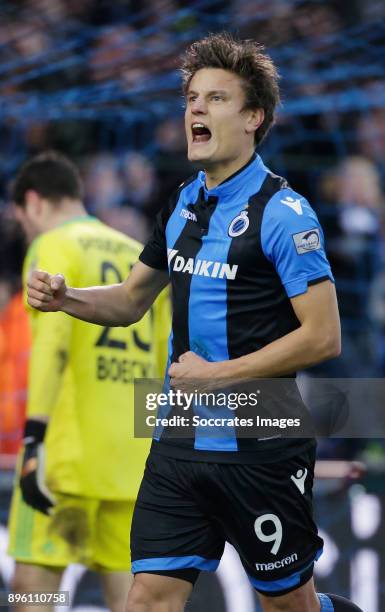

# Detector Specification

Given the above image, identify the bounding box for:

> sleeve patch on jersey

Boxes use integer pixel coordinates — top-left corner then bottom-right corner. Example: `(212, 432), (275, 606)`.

(292, 228), (321, 254)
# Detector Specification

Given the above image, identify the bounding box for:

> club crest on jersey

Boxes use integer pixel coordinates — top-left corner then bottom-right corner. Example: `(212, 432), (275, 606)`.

(228, 210), (249, 237)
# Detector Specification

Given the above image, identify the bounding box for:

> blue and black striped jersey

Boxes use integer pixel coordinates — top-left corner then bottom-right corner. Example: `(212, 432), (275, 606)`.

(140, 153), (334, 463)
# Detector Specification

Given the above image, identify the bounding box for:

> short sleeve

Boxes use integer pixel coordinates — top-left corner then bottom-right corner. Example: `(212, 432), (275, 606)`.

(261, 189), (334, 298)
(139, 185), (183, 271)
(139, 205), (169, 270)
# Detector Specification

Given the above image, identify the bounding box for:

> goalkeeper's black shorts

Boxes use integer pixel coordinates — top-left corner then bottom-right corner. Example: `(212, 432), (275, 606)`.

(130, 443), (323, 596)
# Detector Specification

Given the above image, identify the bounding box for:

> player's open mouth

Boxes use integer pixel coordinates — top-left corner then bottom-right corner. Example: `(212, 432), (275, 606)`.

(191, 122), (212, 143)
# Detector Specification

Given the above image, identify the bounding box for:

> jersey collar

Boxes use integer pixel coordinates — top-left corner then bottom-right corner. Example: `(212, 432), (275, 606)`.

(54, 215), (99, 229)
(198, 153), (265, 199)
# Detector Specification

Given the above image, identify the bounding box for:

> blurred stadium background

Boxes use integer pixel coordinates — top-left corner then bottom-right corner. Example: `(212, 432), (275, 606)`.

(1, 0), (385, 610)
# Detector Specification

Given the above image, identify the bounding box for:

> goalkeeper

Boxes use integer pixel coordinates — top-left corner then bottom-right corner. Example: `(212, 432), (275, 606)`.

(7, 151), (170, 612)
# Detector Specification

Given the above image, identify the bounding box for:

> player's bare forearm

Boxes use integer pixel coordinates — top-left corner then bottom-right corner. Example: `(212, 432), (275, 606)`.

(216, 280), (341, 379)
(28, 261), (169, 327)
(62, 283), (137, 326)
(216, 324), (339, 379)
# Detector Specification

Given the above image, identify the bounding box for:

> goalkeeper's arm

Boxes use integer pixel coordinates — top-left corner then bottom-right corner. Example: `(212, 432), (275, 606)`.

(20, 419), (55, 515)
(27, 261), (169, 327)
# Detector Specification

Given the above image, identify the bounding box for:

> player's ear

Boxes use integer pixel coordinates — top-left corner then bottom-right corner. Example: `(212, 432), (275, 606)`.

(245, 108), (264, 135)
(24, 189), (42, 217)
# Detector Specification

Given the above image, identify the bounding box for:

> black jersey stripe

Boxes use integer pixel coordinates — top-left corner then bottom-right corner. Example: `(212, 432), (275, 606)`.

(170, 187), (218, 363)
(225, 173), (298, 361)
(162, 187), (218, 445)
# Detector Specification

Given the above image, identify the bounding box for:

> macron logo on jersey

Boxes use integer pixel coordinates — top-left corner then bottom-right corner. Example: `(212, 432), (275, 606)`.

(255, 553), (298, 571)
(290, 468), (308, 494)
(167, 249), (238, 280)
(280, 196), (303, 215)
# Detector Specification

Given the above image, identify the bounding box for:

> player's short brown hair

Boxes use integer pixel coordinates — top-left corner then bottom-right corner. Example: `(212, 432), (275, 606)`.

(12, 150), (83, 207)
(181, 32), (280, 146)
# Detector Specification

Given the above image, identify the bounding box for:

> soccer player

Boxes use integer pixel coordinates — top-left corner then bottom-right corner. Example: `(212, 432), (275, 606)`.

(25, 35), (363, 612)
(8, 151), (170, 612)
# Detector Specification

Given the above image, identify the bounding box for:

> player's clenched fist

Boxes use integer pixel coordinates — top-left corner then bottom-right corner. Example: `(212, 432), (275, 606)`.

(27, 270), (67, 312)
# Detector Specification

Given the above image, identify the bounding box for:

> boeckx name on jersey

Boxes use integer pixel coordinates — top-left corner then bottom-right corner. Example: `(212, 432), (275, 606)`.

(255, 553), (298, 571)
(167, 249), (238, 280)
(97, 356), (154, 382)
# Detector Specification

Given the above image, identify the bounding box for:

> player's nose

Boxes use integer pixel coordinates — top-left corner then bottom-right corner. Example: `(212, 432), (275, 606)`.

(190, 96), (208, 114)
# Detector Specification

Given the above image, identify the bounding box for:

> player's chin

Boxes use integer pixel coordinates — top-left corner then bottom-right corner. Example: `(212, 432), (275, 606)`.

(187, 143), (215, 163)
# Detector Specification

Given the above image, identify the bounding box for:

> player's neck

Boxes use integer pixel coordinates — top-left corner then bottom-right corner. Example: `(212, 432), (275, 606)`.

(204, 147), (256, 190)
(43, 200), (88, 232)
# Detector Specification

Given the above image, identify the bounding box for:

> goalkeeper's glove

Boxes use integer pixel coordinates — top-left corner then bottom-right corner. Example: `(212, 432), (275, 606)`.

(20, 419), (55, 515)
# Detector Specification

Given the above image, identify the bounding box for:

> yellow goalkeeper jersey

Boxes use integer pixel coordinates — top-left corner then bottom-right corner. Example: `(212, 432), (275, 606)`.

(23, 216), (170, 500)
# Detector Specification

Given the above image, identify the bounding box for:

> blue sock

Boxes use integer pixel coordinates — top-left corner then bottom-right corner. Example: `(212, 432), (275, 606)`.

(318, 593), (364, 611)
